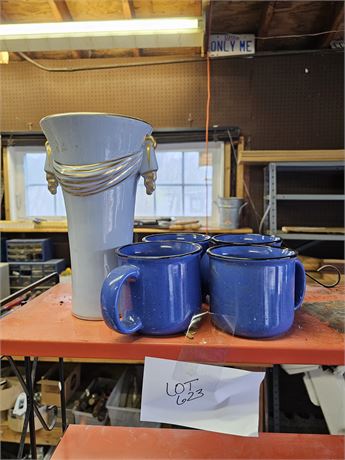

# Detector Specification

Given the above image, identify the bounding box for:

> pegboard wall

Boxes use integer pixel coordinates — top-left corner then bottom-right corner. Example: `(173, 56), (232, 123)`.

(1, 53), (343, 149)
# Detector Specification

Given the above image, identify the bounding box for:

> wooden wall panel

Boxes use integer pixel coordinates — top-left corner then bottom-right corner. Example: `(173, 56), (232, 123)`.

(0, 53), (343, 149)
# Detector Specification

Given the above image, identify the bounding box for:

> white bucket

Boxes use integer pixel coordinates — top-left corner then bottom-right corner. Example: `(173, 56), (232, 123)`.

(40, 113), (158, 320)
(216, 197), (247, 229)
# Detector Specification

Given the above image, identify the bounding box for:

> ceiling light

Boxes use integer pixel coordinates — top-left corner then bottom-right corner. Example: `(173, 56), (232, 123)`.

(0, 18), (203, 52)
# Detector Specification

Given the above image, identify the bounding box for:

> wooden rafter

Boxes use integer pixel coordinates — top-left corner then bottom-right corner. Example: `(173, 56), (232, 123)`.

(202, 0), (211, 56)
(320, 2), (344, 48)
(122, 0), (141, 57)
(122, 0), (136, 19)
(47, 0), (87, 58)
(257, 1), (277, 51)
(48, 0), (73, 21)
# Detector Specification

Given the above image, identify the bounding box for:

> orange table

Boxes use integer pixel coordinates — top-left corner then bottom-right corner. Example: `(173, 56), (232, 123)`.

(51, 426), (345, 459)
(1, 283), (344, 365)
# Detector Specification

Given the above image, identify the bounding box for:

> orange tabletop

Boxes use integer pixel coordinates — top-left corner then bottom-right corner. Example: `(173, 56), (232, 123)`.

(1, 283), (344, 365)
(51, 426), (344, 459)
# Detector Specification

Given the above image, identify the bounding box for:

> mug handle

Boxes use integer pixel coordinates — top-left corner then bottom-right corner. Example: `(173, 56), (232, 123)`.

(101, 264), (143, 334)
(294, 259), (306, 310)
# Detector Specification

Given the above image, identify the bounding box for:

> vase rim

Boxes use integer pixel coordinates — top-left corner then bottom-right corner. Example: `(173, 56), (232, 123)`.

(40, 112), (151, 127)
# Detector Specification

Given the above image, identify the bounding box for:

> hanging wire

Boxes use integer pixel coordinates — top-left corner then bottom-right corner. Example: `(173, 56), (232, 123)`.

(259, 204), (271, 234)
(227, 129), (261, 229)
(256, 29), (344, 40)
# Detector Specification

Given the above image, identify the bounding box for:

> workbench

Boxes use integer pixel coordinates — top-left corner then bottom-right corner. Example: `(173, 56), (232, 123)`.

(1, 281), (344, 459)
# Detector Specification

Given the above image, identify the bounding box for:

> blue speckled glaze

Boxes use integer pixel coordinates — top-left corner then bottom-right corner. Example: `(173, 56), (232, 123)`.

(207, 245), (306, 338)
(143, 233), (211, 297)
(212, 233), (282, 247)
(101, 241), (202, 335)
(201, 234), (283, 296)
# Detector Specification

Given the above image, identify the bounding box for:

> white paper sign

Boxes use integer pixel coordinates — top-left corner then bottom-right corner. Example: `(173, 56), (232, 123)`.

(208, 34), (255, 57)
(140, 357), (265, 436)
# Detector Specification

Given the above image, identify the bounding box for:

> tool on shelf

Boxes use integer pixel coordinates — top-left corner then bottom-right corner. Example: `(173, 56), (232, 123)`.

(306, 265), (342, 288)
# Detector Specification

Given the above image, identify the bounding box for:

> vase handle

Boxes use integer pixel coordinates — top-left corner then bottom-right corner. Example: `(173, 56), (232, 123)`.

(44, 141), (59, 195)
(140, 135), (158, 195)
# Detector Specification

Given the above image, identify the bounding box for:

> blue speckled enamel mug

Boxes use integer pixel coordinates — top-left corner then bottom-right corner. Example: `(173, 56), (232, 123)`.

(201, 233), (282, 296)
(101, 241), (202, 335)
(212, 233), (282, 247)
(207, 245), (306, 338)
(143, 233), (211, 298)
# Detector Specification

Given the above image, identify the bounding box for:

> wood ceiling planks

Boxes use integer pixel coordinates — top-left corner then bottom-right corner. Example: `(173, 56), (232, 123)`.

(211, 1), (263, 34)
(0, 0), (343, 59)
(65, 0), (124, 20)
(1, 0), (56, 22)
(133, 0), (201, 18)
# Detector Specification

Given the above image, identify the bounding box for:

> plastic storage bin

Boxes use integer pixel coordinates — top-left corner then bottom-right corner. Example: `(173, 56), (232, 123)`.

(8, 259), (66, 293)
(73, 378), (116, 426)
(6, 239), (53, 262)
(106, 368), (160, 428)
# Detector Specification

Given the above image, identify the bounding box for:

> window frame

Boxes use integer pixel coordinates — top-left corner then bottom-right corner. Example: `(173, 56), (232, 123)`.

(3, 140), (226, 225)
(5, 145), (66, 221)
(135, 141), (224, 224)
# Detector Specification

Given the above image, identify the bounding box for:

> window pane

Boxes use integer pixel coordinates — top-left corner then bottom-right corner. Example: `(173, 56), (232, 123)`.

(135, 184), (155, 217)
(184, 185), (212, 216)
(183, 151), (213, 184)
(24, 153), (46, 184)
(55, 186), (66, 216)
(26, 185), (55, 216)
(156, 185), (183, 216)
(156, 151), (182, 184)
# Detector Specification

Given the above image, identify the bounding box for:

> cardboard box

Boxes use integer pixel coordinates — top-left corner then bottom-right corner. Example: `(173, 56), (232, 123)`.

(0, 377), (22, 411)
(38, 363), (80, 406)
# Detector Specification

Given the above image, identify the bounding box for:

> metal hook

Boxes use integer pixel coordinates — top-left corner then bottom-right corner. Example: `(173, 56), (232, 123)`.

(306, 264), (342, 288)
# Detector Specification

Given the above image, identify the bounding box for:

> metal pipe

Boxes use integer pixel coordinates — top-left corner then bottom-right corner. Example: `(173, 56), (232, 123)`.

(16, 48), (343, 73)
(59, 358), (67, 432)
(25, 357), (37, 459)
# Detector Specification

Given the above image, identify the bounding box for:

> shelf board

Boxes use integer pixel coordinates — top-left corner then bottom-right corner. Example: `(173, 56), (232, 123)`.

(51, 425), (345, 460)
(277, 232), (345, 241)
(0, 420), (61, 446)
(1, 283), (344, 365)
(238, 151), (345, 164)
(0, 221), (253, 235)
(265, 194), (345, 201)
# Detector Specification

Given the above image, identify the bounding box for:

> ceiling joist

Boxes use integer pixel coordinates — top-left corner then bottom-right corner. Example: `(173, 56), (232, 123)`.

(48, 0), (86, 58)
(48, 0), (73, 21)
(122, 0), (141, 57)
(320, 2), (344, 48)
(257, 1), (277, 51)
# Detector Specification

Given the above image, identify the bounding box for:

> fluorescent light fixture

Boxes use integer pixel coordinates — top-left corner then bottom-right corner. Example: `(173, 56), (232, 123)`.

(0, 18), (204, 52)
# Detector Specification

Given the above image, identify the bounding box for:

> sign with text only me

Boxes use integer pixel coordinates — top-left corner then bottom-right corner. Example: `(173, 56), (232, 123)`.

(208, 34), (255, 57)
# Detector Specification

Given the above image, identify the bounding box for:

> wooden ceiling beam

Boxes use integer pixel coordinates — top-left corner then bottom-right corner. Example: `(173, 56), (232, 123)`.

(320, 2), (344, 48)
(48, 0), (87, 58)
(257, 1), (277, 51)
(121, 0), (141, 57)
(48, 0), (73, 21)
(122, 0), (136, 19)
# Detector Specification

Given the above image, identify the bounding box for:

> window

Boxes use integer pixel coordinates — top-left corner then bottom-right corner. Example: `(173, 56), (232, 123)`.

(7, 146), (66, 220)
(135, 142), (224, 223)
(6, 141), (224, 224)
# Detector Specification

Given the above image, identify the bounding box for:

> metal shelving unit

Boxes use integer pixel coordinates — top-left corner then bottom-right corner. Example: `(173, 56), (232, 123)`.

(263, 162), (345, 241)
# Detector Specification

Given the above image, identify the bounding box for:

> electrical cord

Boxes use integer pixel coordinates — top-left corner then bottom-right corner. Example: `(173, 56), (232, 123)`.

(259, 204), (271, 234)
(15, 29), (344, 73)
(256, 29), (344, 40)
